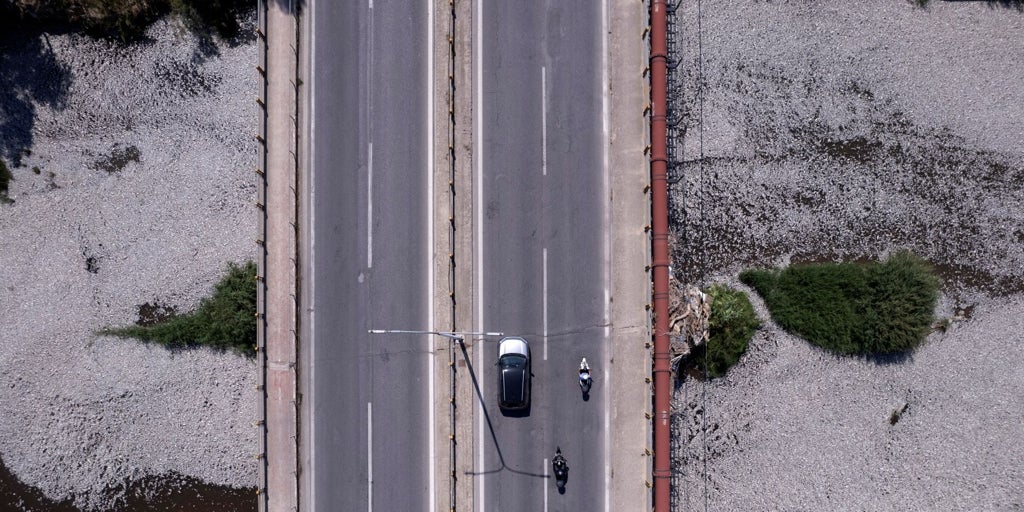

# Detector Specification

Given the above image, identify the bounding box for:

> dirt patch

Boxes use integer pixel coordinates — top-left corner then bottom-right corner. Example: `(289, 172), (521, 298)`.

(91, 144), (141, 174)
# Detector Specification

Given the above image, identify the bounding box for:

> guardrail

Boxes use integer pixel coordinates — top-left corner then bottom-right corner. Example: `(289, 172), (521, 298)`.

(255, 1), (304, 510)
(661, 1), (686, 508)
(444, 0), (458, 509)
(255, 1), (269, 510)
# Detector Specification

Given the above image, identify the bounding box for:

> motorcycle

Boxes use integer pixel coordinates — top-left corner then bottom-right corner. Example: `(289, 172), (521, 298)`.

(578, 357), (592, 394)
(552, 447), (569, 488)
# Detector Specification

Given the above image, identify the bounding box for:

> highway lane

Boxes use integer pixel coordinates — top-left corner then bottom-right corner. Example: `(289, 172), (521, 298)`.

(476, 0), (608, 510)
(302, 0), (432, 510)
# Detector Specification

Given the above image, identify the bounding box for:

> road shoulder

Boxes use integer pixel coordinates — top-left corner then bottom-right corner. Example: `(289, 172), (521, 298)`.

(607, 0), (654, 510)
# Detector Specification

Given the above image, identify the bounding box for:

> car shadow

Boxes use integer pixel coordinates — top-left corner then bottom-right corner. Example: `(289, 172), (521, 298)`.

(499, 404), (531, 418)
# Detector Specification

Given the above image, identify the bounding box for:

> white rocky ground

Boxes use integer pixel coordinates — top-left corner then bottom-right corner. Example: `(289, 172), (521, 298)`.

(0, 15), (257, 511)
(668, 1), (1023, 510)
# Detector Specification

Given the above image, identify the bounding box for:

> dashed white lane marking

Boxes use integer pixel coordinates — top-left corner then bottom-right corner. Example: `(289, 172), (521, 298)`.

(367, 143), (374, 269)
(543, 247), (549, 361)
(542, 65), (548, 177)
(367, 401), (373, 512)
(543, 457), (550, 512)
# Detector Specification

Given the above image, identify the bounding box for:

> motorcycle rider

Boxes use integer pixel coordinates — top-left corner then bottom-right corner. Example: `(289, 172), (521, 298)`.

(552, 447), (568, 481)
(579, 357), (592, 388)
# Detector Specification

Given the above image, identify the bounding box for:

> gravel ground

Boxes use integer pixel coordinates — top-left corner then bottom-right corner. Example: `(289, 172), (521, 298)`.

(0, 15), (258, 511)
(667, 1), (1024, 510)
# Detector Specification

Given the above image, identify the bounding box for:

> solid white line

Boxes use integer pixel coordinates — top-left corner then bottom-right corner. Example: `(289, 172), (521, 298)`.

(426, 0), (436, 509)
(603, 355), (611, 512)
(367, 143), (374, 268)
(601, 1), (612, 510)
(474, 0), (485, 508)
(600, 0), (611, 352)
(543, 457), (549, 512)
(543, 247), (548, 361)
(541, 66), (547, 177)
(367, 401), (373, 512)
(308, 2), (318, 510)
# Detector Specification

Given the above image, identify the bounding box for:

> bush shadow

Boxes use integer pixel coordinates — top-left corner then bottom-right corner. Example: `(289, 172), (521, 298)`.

(943, 0), (1024, 11)
(862, 350), (914, 366)
(175, 0), (261, 62)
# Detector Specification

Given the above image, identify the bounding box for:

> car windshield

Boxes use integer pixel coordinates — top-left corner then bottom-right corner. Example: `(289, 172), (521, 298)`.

(499, 354), (526, 370)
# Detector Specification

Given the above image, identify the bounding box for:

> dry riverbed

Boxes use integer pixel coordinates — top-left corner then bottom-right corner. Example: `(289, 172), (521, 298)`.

(667, 1), (1023, 510)
(0, 14), (257, 511)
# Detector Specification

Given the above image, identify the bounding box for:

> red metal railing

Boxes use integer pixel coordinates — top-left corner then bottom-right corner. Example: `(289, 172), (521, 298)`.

(649, 0), (671, 510)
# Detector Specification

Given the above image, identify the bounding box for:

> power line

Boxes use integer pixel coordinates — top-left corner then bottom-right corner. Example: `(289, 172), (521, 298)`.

(695, 0), (709, 510)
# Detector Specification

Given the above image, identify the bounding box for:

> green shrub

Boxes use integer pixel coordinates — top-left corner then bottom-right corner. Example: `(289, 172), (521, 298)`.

(740, 251), (939, 355)
(101, 261), (257, 355)
(694, 285), (761, 379)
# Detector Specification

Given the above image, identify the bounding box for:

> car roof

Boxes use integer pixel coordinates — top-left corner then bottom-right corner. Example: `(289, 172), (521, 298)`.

(498, 336), (529, 357)
(502, 367), (525, 396)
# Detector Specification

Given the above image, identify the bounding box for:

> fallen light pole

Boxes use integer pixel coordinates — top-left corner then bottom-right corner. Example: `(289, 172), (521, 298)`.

(368, 329), (504, 344)
(367, 328), (504, 512)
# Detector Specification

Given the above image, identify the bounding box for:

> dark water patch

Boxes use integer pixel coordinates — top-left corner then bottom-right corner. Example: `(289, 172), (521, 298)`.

(790, 252), (877, 266)
(0, 454), (77, 512)
(921, 0), (1024, 12)
(928, 261), (1024, 297)
(154, 59), (222, 98)
(949, 303), (977, 322)
(91, 145), (141, 174)
(677, 356), (708, 382)
(788, 253), (1024, 297)
(845, 80), (874, 100)
(103, 472), (255, 512)
(669, 52), (1024, 300)
(792, 187), (826, 208)
(671, 233), (787, 285)
(815, 136), (884, 164)
(136, 302), (179, 327)
(0, 454), (255, 512)
(787, 253), (1023, 296)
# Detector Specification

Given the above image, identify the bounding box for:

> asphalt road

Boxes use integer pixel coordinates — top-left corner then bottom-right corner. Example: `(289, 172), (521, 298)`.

(302, 0), (432, 510)
(475, 0), (609, 510)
